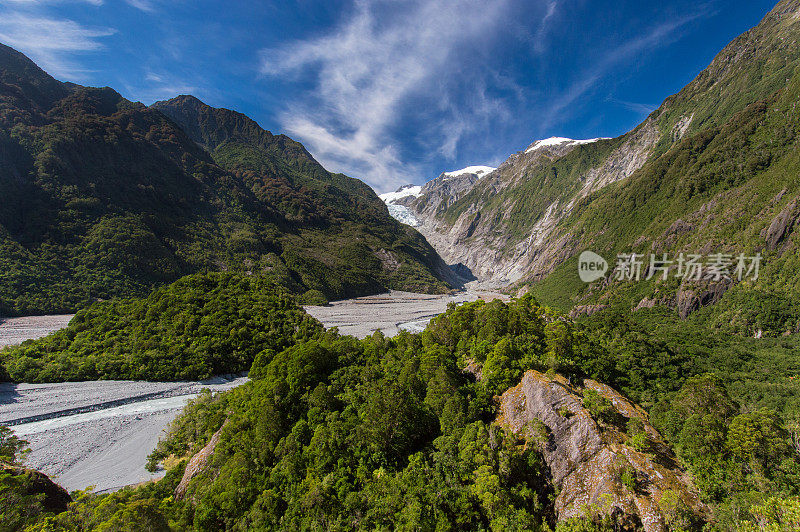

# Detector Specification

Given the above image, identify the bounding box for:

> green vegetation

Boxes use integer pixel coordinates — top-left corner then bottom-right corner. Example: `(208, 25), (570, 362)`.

(5, 296), (570, 531)
(0, 272), (322, 382)
(0, 45), (448, 315)
(1, 290), (799, 529)
(570, 305), (800, 530)
(4, 3), (800, 530)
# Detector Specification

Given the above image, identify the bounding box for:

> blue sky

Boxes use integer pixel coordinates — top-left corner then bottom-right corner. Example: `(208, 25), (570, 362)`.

(0, 0), (779, 192)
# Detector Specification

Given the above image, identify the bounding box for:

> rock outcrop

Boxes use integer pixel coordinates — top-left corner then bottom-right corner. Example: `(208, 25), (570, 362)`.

(764, 197), (800, 251)
(498, 371), (706, 531)
(175, 420), (227, 499)
(1, 462), (72, 513)
(675, 278), (732, 319)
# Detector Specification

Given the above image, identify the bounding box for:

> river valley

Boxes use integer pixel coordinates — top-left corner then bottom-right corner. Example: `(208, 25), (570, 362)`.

(0, 289), (506, 492)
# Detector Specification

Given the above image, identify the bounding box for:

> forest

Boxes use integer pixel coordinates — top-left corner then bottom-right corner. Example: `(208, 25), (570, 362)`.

(2, 285), (799, 531)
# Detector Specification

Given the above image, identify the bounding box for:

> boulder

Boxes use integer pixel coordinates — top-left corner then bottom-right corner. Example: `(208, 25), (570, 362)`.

(498, 371), (706, 531)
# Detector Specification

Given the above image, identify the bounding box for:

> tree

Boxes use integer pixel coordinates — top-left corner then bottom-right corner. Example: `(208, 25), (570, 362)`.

(727, 408), (790, 471)
(0, 426), (27, 465)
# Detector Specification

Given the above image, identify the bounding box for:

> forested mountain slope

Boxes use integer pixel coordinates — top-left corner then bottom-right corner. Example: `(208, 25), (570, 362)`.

(0, 45), (450, 315)
(5, 292), (800, 530)
(402, 0), (800, 330)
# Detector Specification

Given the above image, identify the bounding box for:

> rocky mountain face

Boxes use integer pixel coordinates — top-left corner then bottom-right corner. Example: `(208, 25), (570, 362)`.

(499, 370), (707, 531)
(0, 45), (452, 314)
(390, 0), (800, 318)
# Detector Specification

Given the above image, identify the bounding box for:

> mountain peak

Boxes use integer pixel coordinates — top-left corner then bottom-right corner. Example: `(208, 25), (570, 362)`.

(524, 136), (609, 154)
(442, 165), (496, 179)
(0, 43), (70, 113)
(379, 184), (423, 204)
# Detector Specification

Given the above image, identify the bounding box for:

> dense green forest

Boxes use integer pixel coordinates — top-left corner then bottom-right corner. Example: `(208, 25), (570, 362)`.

(4, 1), (800, 530)
(0, 44), (450, 316)
(3, 292), (800, 530)
(0, 272), (323, 382)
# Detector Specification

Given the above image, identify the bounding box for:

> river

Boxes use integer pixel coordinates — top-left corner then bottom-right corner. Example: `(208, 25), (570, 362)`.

(0, 289), (506, 492)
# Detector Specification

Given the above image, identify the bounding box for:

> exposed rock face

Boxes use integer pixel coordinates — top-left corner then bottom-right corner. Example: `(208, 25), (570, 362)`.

(376, 1), (800, 305)
(400, 121), (661, 287)
(399, 170), (482, 218)
(175, 421), (226, 499)
(764, 197), (800, 250)
(675, 279), (732, 319)
(1, 463), (72, 513)
(498, 371), (706, 531)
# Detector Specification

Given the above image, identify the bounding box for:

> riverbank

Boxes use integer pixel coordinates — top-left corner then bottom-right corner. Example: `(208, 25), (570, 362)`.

(304, 289), (508, 338)
(3, 289), (508, 493)
(0, 314), (75, 348)
(1, 375), (248, 492)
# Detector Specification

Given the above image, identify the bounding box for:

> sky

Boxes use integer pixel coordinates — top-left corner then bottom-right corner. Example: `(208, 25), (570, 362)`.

(0, 0), (780, 192)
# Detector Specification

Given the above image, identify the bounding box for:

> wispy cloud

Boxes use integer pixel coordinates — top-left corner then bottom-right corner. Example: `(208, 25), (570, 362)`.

(0, 11), (114, 79)
(121, 71), (200, 103)
(533, 0), (559, 53)
(537, 7), (713, 134)
(611, 99), (658, 116)
(125, 0), (155, 12)
(260, 0), (521, 192)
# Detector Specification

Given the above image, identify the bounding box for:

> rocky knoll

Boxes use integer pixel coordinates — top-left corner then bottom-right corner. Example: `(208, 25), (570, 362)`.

(175, 420), (227, 500)
(1, 462), (72, 513)
(498, 370), (706, 531)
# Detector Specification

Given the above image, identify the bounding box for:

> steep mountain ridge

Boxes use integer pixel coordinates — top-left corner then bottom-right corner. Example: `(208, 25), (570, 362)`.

(0, 45), (451, 314)
(396, 0), (800, 317)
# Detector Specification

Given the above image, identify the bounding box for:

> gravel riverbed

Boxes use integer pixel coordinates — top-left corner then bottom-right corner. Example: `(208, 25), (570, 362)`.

(2, 289), (507, 492)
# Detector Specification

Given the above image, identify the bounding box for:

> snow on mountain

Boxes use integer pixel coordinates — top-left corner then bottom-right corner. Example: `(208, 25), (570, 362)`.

(524, 136), (610, 154)
(379, 184), (422, 204)
(443, 165), (496, 178)
(379, 185), (422, 226)
(377, 166), (494, 227)
(386, 204), (420, 227)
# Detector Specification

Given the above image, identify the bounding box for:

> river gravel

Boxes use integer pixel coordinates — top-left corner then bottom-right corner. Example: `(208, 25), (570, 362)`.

(0, 315), (75, 347)
(2, 289), (508, 493)
(304, 289), (507, 338)
(2, 376), (248, 493)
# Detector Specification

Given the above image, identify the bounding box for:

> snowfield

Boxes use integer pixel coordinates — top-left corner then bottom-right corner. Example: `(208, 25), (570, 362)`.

(378, 184), (422, 204)
(524, 136), (610, 153)
(443, 165), (496, 178)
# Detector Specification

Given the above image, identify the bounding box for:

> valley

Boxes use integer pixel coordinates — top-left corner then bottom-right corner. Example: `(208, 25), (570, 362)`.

(1, 289), (504, 494)
(304, 288), (509, 337)
(3, 1), (800, 529)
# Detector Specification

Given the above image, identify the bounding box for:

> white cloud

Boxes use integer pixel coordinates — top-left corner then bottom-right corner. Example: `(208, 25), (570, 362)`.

(0, 11), (113, 79)
(611, 99), (657, 116)
(533, 0), (559, 53)
(125, 0), (155, 12)
(260, 0), (518, 192)
(122, 71), (199, 103)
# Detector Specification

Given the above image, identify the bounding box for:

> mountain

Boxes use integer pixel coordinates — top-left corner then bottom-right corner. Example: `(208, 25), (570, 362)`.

(0, 44), (452, 315)
(398, 0), (800, 327)
(380, 165), (496, 266)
